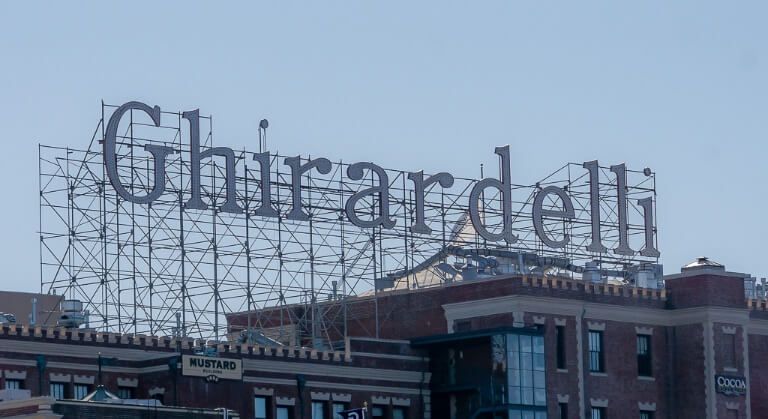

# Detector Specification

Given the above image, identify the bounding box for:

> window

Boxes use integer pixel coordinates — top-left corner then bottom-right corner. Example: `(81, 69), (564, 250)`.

(591, 407), (605, 419)
(556, 325), (566, 369)
(332, 403), (347, 418)
(277, 406), (292, 419)
(393, 407), (407, 419)
(255, 396), (269, 419)
(50, 383), (66, 400)
(312, 401), (325, 419)
(507, 334), (547, 407)
(724, 333), (737, 368)
(637, 334), (652, 377)
(640, 411), (653, 419)
(371, 406), (385, 418)
(117, 387), (133, 399)
(589, 331), (604, 372)
(4, 379), (22, 390)
(74, 384), (89, 400)
(559, 403), (568, 419)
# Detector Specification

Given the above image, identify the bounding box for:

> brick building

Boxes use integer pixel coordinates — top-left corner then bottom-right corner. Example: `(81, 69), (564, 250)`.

(1, 257), (766, 419)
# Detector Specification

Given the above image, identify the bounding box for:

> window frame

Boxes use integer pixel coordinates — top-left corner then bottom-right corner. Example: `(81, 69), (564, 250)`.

(4, 379), (22, 390)
(331, 402), (348, 418)
(637, 334), (652, 377)
(558, 402), (568, 419)
(254, 395), (269, 419)
(507, 334), (547, 407)
(73, 384), (89, 400)
(591, 406), (605, 419)
(724, 333), (737, 368)
(371, 405), (386, 418)
(50, 382), (66, 400)
(556, 325), (567, 369)
(276, 406), (292, 419)
(311, 401), (326, 419)
(640, 411), (654, 419)
(588, 331), (604, 373)
(117, 386), (134, 400)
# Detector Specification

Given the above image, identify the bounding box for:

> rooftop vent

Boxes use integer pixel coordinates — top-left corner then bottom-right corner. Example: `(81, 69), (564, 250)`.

(57, 299), (86, 329)
(681, 256), (725, 272)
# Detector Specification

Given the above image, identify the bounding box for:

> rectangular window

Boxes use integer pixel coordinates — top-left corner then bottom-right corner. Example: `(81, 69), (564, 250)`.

(255, 396), (268, 419)
(311, 401), (325, 419)
(277, 406), (292, 419)
(591, 407), (605, 419)
(393, 407), (407, 419)
(640, 411), (653, 419)
(371, 406), (385, 418)
(5, 379), (22, 390)
(589, 331), (604, 372)
(74, 384), (89, 400)
(117, 387), (133, 399)
(556, 325), (566, 369)
(332, 403), (347, 418)
(637, 334), (652, 377)
(50, 383), (66, 400)
(724, 333), (737, 368)
(559, 402), (568, 419)
(507, 334), (547, 408)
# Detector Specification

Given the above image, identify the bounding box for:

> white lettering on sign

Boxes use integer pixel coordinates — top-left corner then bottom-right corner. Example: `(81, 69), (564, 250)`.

(715, 375), (746, 396)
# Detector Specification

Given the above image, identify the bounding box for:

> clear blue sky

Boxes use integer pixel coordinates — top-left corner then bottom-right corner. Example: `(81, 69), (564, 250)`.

(0, 1), (766, 292)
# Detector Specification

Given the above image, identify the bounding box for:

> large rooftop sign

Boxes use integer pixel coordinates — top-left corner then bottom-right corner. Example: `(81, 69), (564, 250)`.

(39, 101), (659, 342)
(103, 101), (659, 256)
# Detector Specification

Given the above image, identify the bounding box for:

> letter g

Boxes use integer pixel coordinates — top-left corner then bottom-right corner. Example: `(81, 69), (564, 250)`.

(104, 101), (174, 204)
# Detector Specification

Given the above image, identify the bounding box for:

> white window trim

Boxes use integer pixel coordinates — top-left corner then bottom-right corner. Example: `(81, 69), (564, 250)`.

(587, 321), (606, 331)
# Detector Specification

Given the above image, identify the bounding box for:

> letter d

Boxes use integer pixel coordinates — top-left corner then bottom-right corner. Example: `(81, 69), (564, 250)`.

(468, 145), (518, 244)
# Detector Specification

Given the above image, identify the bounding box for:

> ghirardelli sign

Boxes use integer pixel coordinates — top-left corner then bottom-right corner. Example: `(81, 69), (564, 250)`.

(103, 101), (660, 258)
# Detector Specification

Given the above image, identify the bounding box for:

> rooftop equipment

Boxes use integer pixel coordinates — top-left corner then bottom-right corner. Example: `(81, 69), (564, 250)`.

(57, 299), (86, 329)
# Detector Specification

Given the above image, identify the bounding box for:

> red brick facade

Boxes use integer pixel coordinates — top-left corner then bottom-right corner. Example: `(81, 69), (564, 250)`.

(2, 265), (767, 418)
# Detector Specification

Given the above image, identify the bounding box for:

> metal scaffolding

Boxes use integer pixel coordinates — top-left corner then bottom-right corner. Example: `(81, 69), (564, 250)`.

(38, 102), (659, 349)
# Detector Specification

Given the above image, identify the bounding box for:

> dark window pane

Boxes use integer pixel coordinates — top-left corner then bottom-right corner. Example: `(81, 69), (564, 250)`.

(556, 326), (566, 369)
(637, 334), (652, 377)
(724, 334), (737, 368)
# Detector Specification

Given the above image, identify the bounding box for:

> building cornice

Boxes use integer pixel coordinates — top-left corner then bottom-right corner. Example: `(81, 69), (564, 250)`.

(663, 269), (748, 281)
(443, 295), (751, 329)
